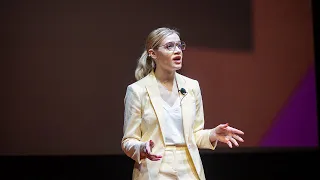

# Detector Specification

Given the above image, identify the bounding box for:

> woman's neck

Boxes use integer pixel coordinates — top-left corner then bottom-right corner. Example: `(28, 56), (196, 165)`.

(154, 69), (175, 84)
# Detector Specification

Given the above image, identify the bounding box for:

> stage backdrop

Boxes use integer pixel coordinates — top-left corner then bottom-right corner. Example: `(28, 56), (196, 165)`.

(1, 0), (317, 155)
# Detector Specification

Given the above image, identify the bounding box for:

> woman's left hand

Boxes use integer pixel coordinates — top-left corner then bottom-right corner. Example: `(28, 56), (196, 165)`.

(210, 123), (244, 148)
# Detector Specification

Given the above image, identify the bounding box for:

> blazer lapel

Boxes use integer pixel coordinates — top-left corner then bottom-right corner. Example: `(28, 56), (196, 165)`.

(145, 72), (166, 143)
(175, 73), (192, 142)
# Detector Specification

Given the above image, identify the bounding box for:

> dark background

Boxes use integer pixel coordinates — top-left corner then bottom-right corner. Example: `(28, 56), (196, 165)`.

(1, 0), (253, 155)
(1, 0), (319, 179)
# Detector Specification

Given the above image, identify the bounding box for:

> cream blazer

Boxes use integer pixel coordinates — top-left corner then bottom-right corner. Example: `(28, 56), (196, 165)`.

(121, 71), (217, 180)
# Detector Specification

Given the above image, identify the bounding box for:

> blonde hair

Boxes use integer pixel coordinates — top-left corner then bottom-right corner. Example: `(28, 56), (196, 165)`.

(134, 27), (180, 80)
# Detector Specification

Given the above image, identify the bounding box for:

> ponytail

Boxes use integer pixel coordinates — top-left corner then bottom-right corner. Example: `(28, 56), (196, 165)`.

(134, 50), (155, 81)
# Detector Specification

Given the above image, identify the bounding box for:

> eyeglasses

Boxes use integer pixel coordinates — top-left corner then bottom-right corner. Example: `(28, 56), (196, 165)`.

(158, 41), (186, 51)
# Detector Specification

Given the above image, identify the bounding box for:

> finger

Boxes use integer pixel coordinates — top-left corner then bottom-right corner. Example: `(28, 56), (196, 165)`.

(229, 137), (239, 147)
(149, 140), (154, 147)
(233, 134), (244, 142)
(227, 140), (232, 148)
(220, 123), (229, 129)
(149, 153), (162, 159)
(147, 154), (162, 161)
(226, 126), (244, 135)
(216, 123), (229, 133)
(148, 156), (162, 161)
(219, 137), (233, 148)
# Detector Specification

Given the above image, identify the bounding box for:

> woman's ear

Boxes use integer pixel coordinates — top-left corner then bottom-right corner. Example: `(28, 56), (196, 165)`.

(148, 49), (157, 60)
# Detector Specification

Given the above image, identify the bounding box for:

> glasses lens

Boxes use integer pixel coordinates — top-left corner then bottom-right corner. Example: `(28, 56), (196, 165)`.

(165, 42), (175, 51)
(179, 41), (186, 50)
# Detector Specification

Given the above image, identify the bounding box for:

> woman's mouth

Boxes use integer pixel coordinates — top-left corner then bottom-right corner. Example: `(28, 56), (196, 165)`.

(172, 56), (182, 64)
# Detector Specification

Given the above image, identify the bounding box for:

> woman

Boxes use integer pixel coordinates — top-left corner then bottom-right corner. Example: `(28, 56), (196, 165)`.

(121, 27), (244, 180)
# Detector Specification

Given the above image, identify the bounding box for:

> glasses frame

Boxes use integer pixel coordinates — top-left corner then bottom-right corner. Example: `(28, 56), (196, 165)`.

(157, 41), (186, 51)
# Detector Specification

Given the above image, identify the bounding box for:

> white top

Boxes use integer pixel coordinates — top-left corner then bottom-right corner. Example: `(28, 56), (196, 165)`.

(157, 79), (185, 145)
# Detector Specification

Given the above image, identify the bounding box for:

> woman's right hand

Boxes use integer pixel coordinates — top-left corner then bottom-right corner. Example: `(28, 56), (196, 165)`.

(140, 140), (162, 161)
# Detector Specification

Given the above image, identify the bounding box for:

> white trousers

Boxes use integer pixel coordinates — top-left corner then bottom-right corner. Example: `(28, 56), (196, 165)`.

(158, 145), (200, 180)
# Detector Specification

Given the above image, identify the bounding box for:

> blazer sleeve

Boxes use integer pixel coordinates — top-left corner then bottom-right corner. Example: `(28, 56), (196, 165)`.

(121, 84), (144, 164)
(193, 80), (218, 150)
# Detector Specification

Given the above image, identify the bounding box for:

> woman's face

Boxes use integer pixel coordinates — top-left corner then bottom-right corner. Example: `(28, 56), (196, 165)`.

(149, 33), (184, 73)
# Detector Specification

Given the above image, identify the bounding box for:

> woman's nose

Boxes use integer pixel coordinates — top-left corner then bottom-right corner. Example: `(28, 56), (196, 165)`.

(174, 46), (182, 54)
